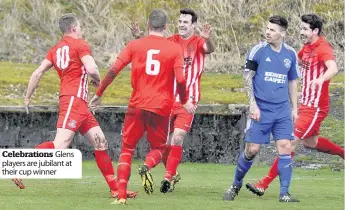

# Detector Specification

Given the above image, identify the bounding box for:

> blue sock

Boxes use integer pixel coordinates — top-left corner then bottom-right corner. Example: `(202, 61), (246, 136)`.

(232, 152), (254, 187)
(278, 154), (292, 196)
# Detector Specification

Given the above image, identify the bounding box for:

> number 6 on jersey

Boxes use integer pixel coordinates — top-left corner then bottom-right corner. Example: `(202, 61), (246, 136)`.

(146, 49), (160, 75)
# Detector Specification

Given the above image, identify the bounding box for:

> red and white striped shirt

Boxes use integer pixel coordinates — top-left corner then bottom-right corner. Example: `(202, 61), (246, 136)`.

(298, 36), (335, 109)
(46, 36), (91, 102)
(168, 34), (206, 104)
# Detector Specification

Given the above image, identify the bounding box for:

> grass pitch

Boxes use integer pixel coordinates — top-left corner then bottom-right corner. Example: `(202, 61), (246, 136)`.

(0, 161), (343, 210)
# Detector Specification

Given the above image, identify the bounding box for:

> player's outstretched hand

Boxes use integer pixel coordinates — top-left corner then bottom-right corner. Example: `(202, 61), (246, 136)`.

(129, 21), (144, 39)
(183, 101), (197, 114)
(197, 23), (212, 39)
(24, 98), (30, 114)
(249, 103), (260, 122)
(89, 95), (102, 114)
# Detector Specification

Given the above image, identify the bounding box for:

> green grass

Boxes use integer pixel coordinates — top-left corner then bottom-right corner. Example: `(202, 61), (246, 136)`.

(0, 62), (246, 105)
(0, 161), (343, 210)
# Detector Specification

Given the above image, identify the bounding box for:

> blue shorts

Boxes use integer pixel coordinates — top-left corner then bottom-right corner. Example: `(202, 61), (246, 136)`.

(244, 99), (294, 144)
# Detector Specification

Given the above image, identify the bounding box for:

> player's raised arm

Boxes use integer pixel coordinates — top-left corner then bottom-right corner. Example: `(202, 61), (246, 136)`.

(81, 55), (100, 87)
(24, 59), (53, 114)
(130, 21), (144, 39)
(197, 23), (215, 54)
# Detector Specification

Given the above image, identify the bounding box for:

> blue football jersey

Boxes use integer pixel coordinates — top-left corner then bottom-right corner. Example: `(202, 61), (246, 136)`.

(245, 42), (300, 104)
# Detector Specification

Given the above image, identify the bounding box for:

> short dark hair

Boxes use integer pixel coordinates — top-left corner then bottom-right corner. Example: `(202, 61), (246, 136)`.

(269, 15), (288, 31)
(301, 13), (323, 35)
(148, 9), (167, 32)
(180, 8), (198, 23)
(58, 13), (78, 33)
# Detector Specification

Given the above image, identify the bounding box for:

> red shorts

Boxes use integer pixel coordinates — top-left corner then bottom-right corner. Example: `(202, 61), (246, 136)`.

(294, 105), (329, 139)
(170, 102), (195, 132)
(122, 107), (170, 149)
(56, 96), (99, 135)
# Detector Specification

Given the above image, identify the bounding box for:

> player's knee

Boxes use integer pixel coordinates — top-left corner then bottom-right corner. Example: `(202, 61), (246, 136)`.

(290, 143), (297, 152)
(245, 144), (260, 159)
(301, 136), (318, 149)
(277, 140), (291, 154)
(244, 150), (257, 160)
(171, 134), (185, 146)
(246, 149), (259, 158)
(94, 134), (109, 150)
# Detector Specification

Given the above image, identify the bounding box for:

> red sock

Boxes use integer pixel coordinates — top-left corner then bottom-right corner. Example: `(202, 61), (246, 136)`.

(145, 147), (165, 169)
(117, 146), (134, 199)
(259, 152), (295, 187)
(35, 141), (55, 149)
(162, 145), (171, 167)
(164, 145), (182, 180)
(94, 150), (117, 191)
(316, 137), (344, 159)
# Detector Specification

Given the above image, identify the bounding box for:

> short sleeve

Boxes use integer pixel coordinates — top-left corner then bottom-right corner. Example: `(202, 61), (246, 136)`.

(246, 43), (263, 62)
(288, 49), (300, 80)
(319, 44), (335, 62)
(244, 43), (263, 72)
(117, 42), (133, 64)
(78, 40), (92, 59)
(297, 47), (304, 60)
(45, 48), (54, 62)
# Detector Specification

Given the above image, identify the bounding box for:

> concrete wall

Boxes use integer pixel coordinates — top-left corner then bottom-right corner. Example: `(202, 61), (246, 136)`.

(0, 105), (248, 164)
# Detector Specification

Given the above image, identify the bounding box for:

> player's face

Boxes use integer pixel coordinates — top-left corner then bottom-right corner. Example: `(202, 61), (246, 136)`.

(265, 22), (285, 44)
(299, 22), (318, 44)
(178, 14), (195, 38)
(72, 20), (82, 38)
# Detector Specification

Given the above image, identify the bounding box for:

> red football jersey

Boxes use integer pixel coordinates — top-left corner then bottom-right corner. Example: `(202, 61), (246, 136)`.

(110, 35), (186, 116)
(298, 36), (335, 108)
(46, 36), (91, 102)
(168, 34), (206, 104)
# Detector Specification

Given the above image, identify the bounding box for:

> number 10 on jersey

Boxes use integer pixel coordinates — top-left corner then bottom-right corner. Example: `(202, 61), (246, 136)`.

(146, 49), (160, 75)
(56, 46), (70, 70)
